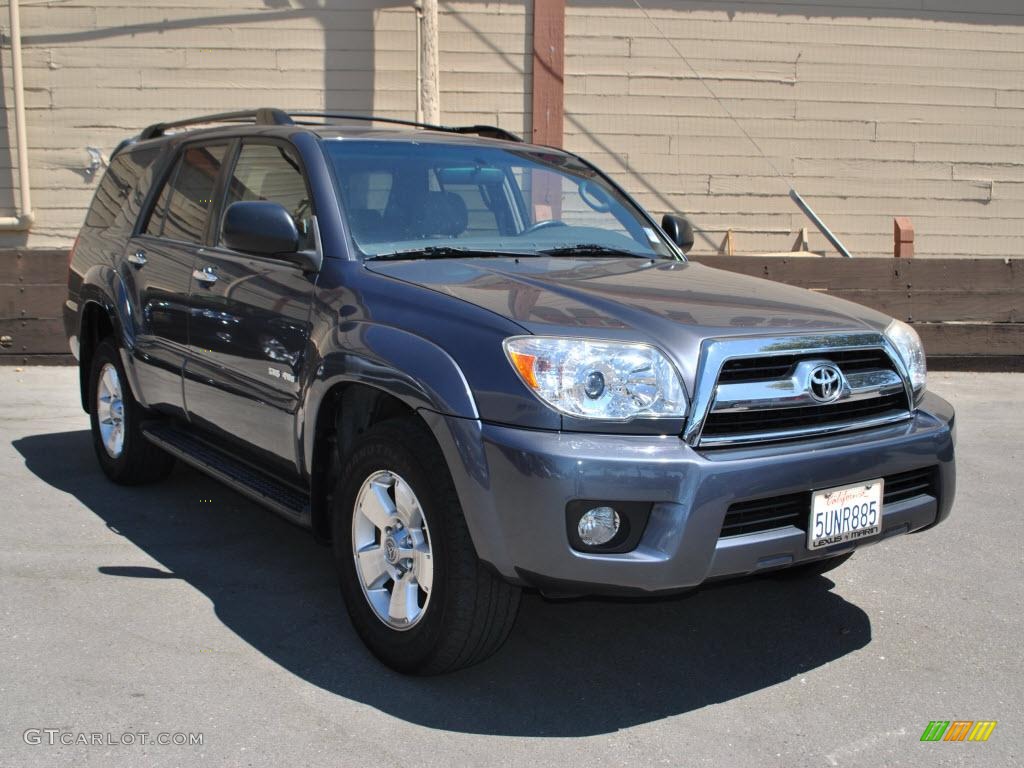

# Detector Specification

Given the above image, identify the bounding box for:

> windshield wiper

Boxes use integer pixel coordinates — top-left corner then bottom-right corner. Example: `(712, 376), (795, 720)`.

(540, 244), (653, 258)
(368, 246), (541, 262)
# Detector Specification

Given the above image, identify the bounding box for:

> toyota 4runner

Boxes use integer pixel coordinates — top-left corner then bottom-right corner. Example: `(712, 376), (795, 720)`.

(65, 108), (956, 674)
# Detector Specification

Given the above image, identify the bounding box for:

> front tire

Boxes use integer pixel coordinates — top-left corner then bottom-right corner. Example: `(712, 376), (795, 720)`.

(88, 338), (175, 485)
(332, 418), (521, 675)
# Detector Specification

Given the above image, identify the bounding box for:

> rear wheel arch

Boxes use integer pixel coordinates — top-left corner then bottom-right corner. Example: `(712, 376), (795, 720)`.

(78, 300), (117, 412)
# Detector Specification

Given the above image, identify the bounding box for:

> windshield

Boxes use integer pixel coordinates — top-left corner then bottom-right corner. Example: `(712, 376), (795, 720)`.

(322, 139), (676, 260)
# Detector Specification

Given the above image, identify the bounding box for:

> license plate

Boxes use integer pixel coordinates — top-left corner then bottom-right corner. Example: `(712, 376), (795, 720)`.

(808, 479), (884, 550)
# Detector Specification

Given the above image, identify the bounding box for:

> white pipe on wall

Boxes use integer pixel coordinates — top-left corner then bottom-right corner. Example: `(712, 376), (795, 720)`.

(415, 1), (423, 123)
(419, 0), (440, 124)
(0, 0), (34, 231)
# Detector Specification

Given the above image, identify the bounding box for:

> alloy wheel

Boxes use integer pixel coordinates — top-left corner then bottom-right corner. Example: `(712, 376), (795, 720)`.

(351, 470), (434, 630)
(96, 362), (125, 459)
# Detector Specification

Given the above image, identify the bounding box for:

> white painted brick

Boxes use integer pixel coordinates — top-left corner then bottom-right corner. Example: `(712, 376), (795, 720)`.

(877, 121), (1024, 146)
(793, 158), (954, 181)
(3, 1), (1022, 258)
(996, 91), (1024, 109)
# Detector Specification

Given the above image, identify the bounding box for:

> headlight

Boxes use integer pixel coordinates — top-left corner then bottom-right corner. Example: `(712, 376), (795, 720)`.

(885, 319), (927, 401)
(503, 336), (687, 420)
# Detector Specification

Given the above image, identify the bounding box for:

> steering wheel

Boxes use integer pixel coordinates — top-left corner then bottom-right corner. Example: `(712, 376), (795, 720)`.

(522, 219), (568, 235)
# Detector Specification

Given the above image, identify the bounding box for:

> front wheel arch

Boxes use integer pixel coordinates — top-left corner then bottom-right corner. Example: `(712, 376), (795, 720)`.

(309, 382), (426, 543)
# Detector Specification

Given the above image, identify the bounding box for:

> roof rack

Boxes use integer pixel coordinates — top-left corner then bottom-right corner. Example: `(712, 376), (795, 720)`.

(138, 108), (292, 140)
(289, 112), (523, 142)
(138, 108), (523, 143)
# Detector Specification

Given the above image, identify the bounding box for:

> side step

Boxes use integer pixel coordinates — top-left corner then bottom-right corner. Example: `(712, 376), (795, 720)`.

(142, 422), (311, 528)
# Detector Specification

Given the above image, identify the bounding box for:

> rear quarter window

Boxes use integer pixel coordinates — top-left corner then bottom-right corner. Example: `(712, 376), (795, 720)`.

(83, 148), (159, 237)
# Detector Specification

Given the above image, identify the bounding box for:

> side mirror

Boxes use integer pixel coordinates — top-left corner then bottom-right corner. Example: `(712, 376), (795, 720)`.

(222, 201), (321, 272)
(661, 213), (695, 254)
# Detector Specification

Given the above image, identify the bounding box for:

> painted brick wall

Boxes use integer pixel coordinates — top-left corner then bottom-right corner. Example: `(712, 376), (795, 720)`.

(1, 0), (1022, 258)
(0, 0), (530, 249)
(564, 1), (1024, 257)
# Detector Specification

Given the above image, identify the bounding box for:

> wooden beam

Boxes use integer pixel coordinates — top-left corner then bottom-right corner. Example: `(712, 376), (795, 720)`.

(916, 323), (1024, 357)
(2, 249), (1020, 365)
(894, 216), (914, 258)
(531, 0), (564, 148)
(0, 318), (67, 355)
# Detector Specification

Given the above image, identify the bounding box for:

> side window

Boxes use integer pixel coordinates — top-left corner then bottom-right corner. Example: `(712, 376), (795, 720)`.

(222, 142), (313, 250)
(145, 144), (227, 244)
(85, 148), (158, 236)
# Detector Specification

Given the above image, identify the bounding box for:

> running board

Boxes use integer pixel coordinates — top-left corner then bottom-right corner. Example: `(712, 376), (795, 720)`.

(142, 422), (311, 528)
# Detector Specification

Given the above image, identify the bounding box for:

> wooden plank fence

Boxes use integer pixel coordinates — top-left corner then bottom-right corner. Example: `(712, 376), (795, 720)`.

(1, 250), (1021, 369)
(691, 256), (1023, 369)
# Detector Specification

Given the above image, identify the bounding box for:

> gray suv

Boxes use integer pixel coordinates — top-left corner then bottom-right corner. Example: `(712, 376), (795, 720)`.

(65, 109), (956, 674)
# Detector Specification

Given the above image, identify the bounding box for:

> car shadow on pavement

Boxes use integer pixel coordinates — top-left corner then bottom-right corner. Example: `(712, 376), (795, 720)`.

(14, 430), (871, 737)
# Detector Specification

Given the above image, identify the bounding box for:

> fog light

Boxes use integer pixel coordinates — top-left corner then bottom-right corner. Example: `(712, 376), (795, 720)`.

(577, 506), (620, 547)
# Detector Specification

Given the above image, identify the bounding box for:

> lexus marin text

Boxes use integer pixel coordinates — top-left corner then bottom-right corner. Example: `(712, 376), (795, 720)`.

(65, 108), (955, 674)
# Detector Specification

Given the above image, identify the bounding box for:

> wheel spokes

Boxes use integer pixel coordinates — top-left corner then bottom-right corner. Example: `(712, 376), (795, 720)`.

(102, 367), (120, 400)
(396, 539), (433, 594)
(393, 478), (421, 528)
(361, 479), (398, 531)
(414, 547), (433, 593)
(355, 544), (389, 589)
(388, 574), (420, 624)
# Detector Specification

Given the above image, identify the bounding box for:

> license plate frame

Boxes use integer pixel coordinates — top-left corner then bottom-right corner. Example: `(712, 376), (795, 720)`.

(807, 479), (884, 550)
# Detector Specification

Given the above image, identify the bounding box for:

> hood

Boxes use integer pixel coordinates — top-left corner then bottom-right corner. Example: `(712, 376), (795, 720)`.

(365, 257), (893, 386)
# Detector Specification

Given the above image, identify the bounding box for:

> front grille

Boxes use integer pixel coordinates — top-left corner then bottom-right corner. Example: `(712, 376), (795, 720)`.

(719, 465), (939, 538)
(718, 348), (896, 384)
(702, 392), (908, 441)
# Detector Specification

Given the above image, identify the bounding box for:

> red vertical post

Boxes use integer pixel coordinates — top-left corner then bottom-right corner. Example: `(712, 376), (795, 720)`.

(532, 0), (565, 148)
(894, 216), (914, 258)
(531, 0), (565, 220)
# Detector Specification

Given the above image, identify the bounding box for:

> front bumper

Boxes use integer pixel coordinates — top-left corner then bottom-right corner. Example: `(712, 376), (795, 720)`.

(425, 391), (955, 595)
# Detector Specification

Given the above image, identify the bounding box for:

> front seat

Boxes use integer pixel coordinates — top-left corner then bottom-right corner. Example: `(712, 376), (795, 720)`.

(416, 191), (469, 238)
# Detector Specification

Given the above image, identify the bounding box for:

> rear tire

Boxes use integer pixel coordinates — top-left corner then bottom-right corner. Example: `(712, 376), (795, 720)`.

(332, 418), (521, 675)
(88, 338), (175, 485)
(774, 552), (854, 580)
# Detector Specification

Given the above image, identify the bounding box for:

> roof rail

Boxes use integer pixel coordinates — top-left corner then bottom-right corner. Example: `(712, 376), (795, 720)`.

(138, 108), (293, 140)
(137, 108), (523, 143)
(287, 112), (523, 142)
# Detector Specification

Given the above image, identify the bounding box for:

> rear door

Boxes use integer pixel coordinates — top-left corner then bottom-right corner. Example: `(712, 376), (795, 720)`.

(124, 141), (230, 415)
(184, 139), (318, 477)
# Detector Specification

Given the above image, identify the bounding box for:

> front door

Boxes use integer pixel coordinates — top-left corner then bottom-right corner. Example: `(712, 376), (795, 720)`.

(184, 140), (318, 477)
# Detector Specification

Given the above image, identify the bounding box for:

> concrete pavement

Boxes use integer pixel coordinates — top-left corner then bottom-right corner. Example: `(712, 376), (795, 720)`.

(1, 367), (1020, 767)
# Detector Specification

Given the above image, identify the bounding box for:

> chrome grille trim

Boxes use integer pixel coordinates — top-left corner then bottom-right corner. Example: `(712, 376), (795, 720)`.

(712, 364), (905, 414)
(698, 410), (911, 447)
(682, 332), (915, 447)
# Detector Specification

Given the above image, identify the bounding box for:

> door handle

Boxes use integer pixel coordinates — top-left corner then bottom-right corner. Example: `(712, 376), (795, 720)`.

(127, 250), (147, 266)
(192, 266), (219, 285)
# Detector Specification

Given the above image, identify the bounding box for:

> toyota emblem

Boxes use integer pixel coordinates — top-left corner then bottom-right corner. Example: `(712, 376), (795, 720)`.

(809, 364), (843, 403)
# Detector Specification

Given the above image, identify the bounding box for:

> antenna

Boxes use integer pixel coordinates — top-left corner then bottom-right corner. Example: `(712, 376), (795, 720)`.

(629, 0), (854, 257)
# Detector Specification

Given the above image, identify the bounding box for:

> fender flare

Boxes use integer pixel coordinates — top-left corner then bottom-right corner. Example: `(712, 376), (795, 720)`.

(76, 264), (147, 409)
(301, 322), (479, 474)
